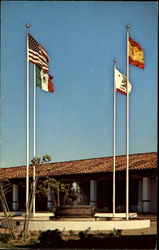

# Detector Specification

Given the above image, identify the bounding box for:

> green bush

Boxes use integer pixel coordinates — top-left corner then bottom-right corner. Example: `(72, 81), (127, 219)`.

(0, 233), (11, 243)
(109, 228), (123, 237)
(79, 227), (91, 240)
(95, 207), (110, 213)
(38, 229), (64, 247)
(28, 237), (39, 246)
(69, 230), (76, 236)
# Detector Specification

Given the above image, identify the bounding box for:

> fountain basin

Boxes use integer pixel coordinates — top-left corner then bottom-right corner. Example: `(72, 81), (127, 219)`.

(54, 205), (95, 218)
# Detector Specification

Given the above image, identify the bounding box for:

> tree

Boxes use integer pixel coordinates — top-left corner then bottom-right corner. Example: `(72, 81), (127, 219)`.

(37, 177), (71, 208)
(1, 155), (71, 239)
(0, 170), (16, 239)
(21, 154), (52, 238)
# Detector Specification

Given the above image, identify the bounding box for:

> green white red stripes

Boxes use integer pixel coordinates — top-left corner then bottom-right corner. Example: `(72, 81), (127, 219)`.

(36, 65), (54, 92)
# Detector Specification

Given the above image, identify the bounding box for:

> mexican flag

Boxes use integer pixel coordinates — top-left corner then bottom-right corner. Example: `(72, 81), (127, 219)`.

(36, 65), (54, 92)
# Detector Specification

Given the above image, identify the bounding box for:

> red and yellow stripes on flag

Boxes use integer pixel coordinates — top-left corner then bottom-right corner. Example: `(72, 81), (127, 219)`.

(129, 37), (144, 69)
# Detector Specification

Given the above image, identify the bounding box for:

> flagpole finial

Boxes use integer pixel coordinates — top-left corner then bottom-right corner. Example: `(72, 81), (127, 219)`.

(113, 59), (117, 63)
(125, 24), (130, 29)
(26, 24), (30, 29)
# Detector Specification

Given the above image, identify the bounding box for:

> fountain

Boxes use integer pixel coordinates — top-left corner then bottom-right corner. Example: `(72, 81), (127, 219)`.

(54, 182), (95, 218)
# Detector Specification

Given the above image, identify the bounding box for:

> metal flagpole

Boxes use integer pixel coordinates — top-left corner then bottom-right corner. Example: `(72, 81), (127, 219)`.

(26, 24), (30, 217)
(125, 24), (130, 220)
(113, 59), (117, 217)
(32, 64), (36, 217)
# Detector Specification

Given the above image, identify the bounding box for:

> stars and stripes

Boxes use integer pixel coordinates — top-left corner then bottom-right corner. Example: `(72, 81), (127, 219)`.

(28, 34), (50, 72)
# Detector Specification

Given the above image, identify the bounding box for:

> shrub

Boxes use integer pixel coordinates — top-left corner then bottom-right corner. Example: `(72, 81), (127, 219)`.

(28, 237), (39, 246)
(38, 229), (64, 247)
(0, 233), (11, 243)
(79, 227), (91, 240)
(69, 230), (76, 236)
(109, 228), (122, 237)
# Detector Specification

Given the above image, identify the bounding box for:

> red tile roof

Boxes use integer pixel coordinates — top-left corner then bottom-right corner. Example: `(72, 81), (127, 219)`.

(0, 152), (157, 179)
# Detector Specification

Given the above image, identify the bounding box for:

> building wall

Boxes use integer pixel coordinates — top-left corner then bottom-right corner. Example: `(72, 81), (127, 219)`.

(0, 171), (157, 214)
(97, 180), (112, 210)
(150, 178), (157, 213)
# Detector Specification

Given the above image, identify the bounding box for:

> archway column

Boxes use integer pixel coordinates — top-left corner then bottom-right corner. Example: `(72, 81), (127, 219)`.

(47, 186), (53, 210)
(142, 177), (150, 213)
(90, 180), (97, 207)
(12, 184), (19, 211)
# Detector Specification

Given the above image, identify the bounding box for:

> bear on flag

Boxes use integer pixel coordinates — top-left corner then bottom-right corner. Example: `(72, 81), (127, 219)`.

(114, 68), (132, 95)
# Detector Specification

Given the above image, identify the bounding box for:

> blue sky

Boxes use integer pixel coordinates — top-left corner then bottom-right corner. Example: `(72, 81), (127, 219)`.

(0, 1), (158, 168)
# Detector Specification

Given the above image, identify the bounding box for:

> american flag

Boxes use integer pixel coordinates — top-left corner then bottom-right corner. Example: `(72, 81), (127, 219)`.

(28, 34), (50, 72)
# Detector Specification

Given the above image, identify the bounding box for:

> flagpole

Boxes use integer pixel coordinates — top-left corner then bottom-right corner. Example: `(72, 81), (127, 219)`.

(113, 58), (117, 217)
(26, 24), (30, 217)
(126, 24), (130, 220)
(33, 64), (36, 217)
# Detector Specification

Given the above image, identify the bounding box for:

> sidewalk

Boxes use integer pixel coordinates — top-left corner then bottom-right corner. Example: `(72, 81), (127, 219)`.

(121, 221), (157, 235)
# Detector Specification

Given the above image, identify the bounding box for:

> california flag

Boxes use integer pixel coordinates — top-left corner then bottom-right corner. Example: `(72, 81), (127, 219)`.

(114, 68), (132, 95)
(36, 65), (54, 92)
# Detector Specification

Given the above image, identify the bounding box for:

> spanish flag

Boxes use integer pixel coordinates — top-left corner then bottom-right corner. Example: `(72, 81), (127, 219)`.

(129, 37), (144, 69)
